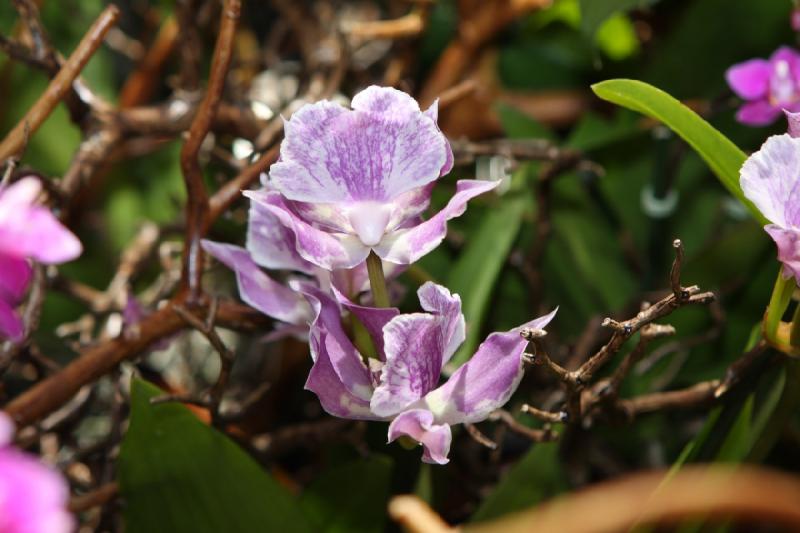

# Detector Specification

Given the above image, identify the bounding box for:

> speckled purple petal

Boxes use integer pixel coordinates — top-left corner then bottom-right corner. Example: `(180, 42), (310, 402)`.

(726, 59), (771, 100)
(245, 189), (370, 270)
(387, 409), (452, 465)
(0, 253), (31, 304)
(0, 178), (82, 264)
(246, 195), (316, 275)
(421, 308), (558, 425)
(373, 179), (500, 264)
(201, 240), (312, 325)
(423, 100), (454, 177)
(271, 86), (448, 204)
(331, 286), (399, 358)
(301, 285), (374, 401)
(764, 224), (800, 283)
(370, 283), (464, 418)
(736, 99), (782, 125)
(0, 440), (74, 533)
(740, 134), (800, 227)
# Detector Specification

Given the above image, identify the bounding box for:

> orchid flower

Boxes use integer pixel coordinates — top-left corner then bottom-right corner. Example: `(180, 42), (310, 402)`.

(301, 281), (557, 464)
(0, 412), (73, 533)
(0, 178), (82, 342)
(740, 113), (800, 282)
(247, 86), (500, 271)
(726, 47), (800, 126)
(201, 192), (402, 339)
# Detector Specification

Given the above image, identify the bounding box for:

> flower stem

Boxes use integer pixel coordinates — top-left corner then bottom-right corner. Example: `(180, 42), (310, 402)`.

(765, 268), (795, 342)
(366, 250), (390, 308)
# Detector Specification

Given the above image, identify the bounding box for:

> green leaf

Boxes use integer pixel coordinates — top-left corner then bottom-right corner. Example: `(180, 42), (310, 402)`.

(446, 193), (530, 368)
(591, 79), (765, 225)
(119, 380), (312, 533)
(299, 456), (393, 533)
(470, 441), (566, 522)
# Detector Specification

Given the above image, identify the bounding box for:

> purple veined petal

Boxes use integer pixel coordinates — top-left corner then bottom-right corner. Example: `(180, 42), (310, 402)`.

(246, 196), (317, 275)
(245, 190), (370, 270)
(422, 99), (454, 177)
(331, 286), (399, 357)
(370, 283), (464, 418)
(201, 240), (312, 326)
(417, 282), (465, 366)
(0, 253), (31, 304)
(421, 308), (558, 425)
(0, 411), (14, 446)
(740, 134), (800, 227)
(387, 409), (452, 465)
(373, 179), (500, 265)
(736, 99), (782, 126)
(764, 224), (800, 283)
(300, 285), (375, 401)
(385, 183), (436, 232)
(725, 59), (771, 100)
(271, 86), (448, 204)
(305, 330), (382, 420)
(0, 446), (74, 533)
(784, 109), (800, 138)
(0, 297), (23, 343)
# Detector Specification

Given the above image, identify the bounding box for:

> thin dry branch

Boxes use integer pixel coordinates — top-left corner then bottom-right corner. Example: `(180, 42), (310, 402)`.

(0, 5), (120, 160)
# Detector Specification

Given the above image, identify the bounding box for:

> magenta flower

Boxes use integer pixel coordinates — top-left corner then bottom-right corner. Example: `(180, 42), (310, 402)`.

(726, 47), (800, 126)
(301, 282), (556, 464)
(0, 178), (82, 342)
(0, 412), (74, 533)
(740, 131), (800, 282)
(248, 86), (499, 270)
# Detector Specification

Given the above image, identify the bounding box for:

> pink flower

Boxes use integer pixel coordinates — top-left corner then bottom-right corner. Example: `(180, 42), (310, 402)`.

(0, 412), (74, 533)
(0, 178), (81, 342)
(726, 47), (800, 126)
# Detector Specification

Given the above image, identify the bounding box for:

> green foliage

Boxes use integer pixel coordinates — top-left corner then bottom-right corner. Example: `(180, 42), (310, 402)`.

(470, 441), (566, 522)
(591, 79), (762, 224)
(119, 380), (313, 533)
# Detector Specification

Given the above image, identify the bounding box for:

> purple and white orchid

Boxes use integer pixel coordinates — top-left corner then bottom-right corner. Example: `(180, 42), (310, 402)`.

(301, 281), (557, 464)
(0, 178), (82, 342)
(740, 114), (800, 282)
(248, 86), (499, 270)
(0, 412), (74, 533)
(726, 47), (800, 126)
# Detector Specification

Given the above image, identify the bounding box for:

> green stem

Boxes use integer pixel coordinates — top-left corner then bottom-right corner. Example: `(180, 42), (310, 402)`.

(765, 268), (794, 342)
(366, 251), (390, 308)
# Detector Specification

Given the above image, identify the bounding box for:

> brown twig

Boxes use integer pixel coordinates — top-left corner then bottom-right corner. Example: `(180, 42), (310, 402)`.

(0, 5), (120, 160)
(68, 482), (119, 513)
(178, 0), (241, 300)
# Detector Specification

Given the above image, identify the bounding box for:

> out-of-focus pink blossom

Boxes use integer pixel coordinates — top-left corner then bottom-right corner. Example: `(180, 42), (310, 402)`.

(726, 47), (800, 126)
(0, 411), (74, 533)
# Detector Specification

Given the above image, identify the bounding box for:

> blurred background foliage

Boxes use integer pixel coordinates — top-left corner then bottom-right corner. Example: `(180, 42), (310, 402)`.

(2, 0), (799, 530)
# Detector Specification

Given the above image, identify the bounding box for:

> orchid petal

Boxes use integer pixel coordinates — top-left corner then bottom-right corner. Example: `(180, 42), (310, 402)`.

(331, 286), (399, 357)
(736, 100), (782, 125)
(373, 179), (500, 264)
(246, 198), (316, 274)
(765, 224), (800, 283)
(422, 308), (558, 425)
(726, 59), (771, 100)
(246, 190), (370, 270)
(271, 86), (448, 204)
(201, 241), (311, 325)
(387, 409), (452, 464)
(786, 109), (800, 138)
(741, 134), (800, 227)
(0, 297), (23, 342)
(370, 283), (464, 418)
(0, 253), (31, 304)
(423, 99), (454, 177)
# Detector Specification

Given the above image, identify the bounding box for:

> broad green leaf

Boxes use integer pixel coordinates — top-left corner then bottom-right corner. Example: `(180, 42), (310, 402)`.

(299, 456), (393, 533)
(470, 441), (566, 522)
(119, 380), (312, 533)
(591, 79), (765, 225)
(447, 193), (529, 368)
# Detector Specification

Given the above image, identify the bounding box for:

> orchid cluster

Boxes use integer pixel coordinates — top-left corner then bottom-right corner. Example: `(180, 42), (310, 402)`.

(727, 47), (800, 126)
(204, 86), (557, 463)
